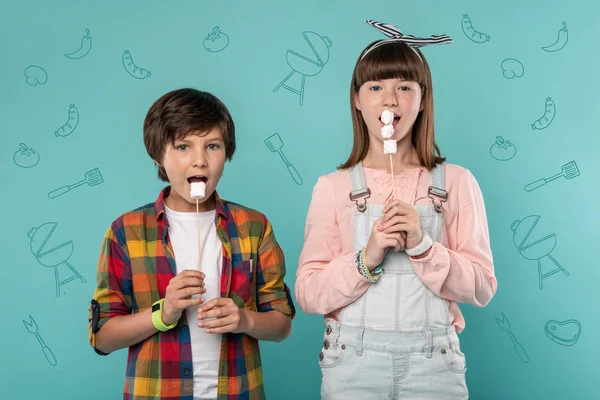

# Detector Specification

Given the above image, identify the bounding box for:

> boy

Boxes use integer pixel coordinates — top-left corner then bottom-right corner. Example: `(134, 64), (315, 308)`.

(88, 88), (296, 400)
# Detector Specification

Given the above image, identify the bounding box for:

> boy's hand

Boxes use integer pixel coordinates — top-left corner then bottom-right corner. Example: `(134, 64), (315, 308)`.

(197, 298), (249, 334)
(162, 270), (206, 326)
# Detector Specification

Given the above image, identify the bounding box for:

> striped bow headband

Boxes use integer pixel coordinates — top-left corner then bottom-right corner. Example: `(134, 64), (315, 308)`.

(361, 20), (453, 60)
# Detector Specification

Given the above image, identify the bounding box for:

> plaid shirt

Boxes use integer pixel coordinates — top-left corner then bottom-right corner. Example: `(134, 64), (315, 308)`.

(88, 187), (296, 399)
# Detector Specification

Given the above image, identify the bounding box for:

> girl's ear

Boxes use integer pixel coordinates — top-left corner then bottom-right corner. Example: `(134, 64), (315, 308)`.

(354, 92), (361, 111)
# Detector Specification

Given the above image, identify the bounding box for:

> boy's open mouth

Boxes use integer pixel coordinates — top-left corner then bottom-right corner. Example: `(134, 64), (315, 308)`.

(187, 176), (208, 184)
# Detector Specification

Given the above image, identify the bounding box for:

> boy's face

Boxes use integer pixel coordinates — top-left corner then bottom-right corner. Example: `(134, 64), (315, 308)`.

(158, 128), (226, 212)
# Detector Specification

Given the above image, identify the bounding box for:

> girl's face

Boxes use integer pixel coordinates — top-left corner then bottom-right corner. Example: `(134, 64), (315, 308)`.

(354, 78), (423, 144)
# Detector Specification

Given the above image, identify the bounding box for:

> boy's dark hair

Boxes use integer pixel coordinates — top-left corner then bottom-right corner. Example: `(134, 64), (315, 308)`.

(143, 88), (236, 181)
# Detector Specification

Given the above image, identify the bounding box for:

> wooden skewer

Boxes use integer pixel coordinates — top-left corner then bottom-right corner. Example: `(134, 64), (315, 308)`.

(196, 198), (202, 272)
(389, 154), (396, 200)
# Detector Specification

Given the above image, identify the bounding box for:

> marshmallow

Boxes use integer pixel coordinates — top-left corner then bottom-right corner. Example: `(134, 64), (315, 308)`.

(381, 124), (394, 139)
(383, 140), (397, 154)
(190, 181), (206, 199)
(381, 110), (395, 125)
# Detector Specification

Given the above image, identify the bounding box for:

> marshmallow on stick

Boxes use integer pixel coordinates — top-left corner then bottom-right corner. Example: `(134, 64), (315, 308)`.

(190, 181), (206, 199)
(380, 109), (397, 199)
(190, 181), (206, 271)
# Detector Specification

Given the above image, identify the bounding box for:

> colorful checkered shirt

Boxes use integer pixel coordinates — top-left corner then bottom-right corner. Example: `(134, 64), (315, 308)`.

(88, 187), (296, 399)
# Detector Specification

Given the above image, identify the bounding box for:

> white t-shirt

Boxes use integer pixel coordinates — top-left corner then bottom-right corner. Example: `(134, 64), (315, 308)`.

(164, 205), (223, 400)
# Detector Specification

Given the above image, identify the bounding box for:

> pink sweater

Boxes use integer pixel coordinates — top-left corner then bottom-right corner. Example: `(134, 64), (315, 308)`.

(295, 164), (497, 333)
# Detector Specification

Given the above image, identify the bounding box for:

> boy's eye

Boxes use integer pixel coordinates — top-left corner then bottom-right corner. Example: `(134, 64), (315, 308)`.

(207, 143), (221, 150)
(176, 144), (188, 151)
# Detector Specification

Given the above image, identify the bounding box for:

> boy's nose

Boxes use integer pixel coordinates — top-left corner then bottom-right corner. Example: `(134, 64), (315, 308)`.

(192, 150), (207, 168)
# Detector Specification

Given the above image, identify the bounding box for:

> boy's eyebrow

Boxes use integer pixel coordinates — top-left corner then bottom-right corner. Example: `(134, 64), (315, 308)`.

(172, 134), (224, 143)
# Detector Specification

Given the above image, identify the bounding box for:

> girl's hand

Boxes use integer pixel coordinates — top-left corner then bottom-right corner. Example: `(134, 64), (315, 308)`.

(364, 217), (406, 270)
(379, 199), (423, 249)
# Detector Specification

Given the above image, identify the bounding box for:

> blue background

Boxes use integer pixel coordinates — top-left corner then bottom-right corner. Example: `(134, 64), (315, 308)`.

(1, 0), (597, 399)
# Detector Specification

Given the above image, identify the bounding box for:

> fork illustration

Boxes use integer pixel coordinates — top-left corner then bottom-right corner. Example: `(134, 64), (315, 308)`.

(23, 315), (57, 366)
(495, 312), (529, 363)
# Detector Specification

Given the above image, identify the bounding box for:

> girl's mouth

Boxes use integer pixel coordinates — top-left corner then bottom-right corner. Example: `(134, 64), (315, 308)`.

(379, 115), (400, 127)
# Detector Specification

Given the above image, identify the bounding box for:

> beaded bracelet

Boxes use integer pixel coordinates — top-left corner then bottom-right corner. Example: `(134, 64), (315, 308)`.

(355, 247), (383, 283)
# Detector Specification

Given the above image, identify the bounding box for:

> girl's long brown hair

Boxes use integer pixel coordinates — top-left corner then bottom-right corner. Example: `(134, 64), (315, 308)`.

(338, 40), (445, 171)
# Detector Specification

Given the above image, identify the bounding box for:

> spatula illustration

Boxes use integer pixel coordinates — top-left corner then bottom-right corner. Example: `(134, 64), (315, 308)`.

(495, 312), (529, 363)
(23, 315), (57, 366)
(48, 168), (104, 199)
(524, 161), (579, 192)
(264, 133), (303, 185)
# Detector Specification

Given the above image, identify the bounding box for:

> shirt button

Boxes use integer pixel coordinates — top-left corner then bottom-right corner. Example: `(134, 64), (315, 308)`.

(441, 349), (447, 354)
(183, 368), (191, 376)
(326, 326), (332, 335)
(319, 352), (324, 361)
(324, 340), (329, 349)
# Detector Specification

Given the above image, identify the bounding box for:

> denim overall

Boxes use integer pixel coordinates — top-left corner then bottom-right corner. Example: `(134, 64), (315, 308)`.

(319, 162), (468, 399)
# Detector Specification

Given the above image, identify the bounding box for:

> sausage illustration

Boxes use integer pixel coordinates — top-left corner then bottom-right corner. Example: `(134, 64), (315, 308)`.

(531, 97), (555, 130)
(461, 14), (490, 43)
(55, 104), (79, 137)
(122, 50), (151, 79)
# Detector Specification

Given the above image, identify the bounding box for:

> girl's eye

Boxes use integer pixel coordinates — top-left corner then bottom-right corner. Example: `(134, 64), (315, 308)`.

(399, 86), (410, 91)
(369, 85), (382, 91)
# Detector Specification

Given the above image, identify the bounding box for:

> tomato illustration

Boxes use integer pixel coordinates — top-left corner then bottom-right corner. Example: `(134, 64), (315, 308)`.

(203, 26), (229, 53)
(490, 136), (516, 161)
(13, 143), (40, 168)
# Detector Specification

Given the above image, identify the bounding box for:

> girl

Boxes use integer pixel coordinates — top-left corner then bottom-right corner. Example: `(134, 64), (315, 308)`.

(295, 20), (498, 399)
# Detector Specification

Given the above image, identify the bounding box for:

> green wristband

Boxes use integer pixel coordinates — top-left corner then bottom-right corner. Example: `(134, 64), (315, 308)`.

(151, 299), (177, 331)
